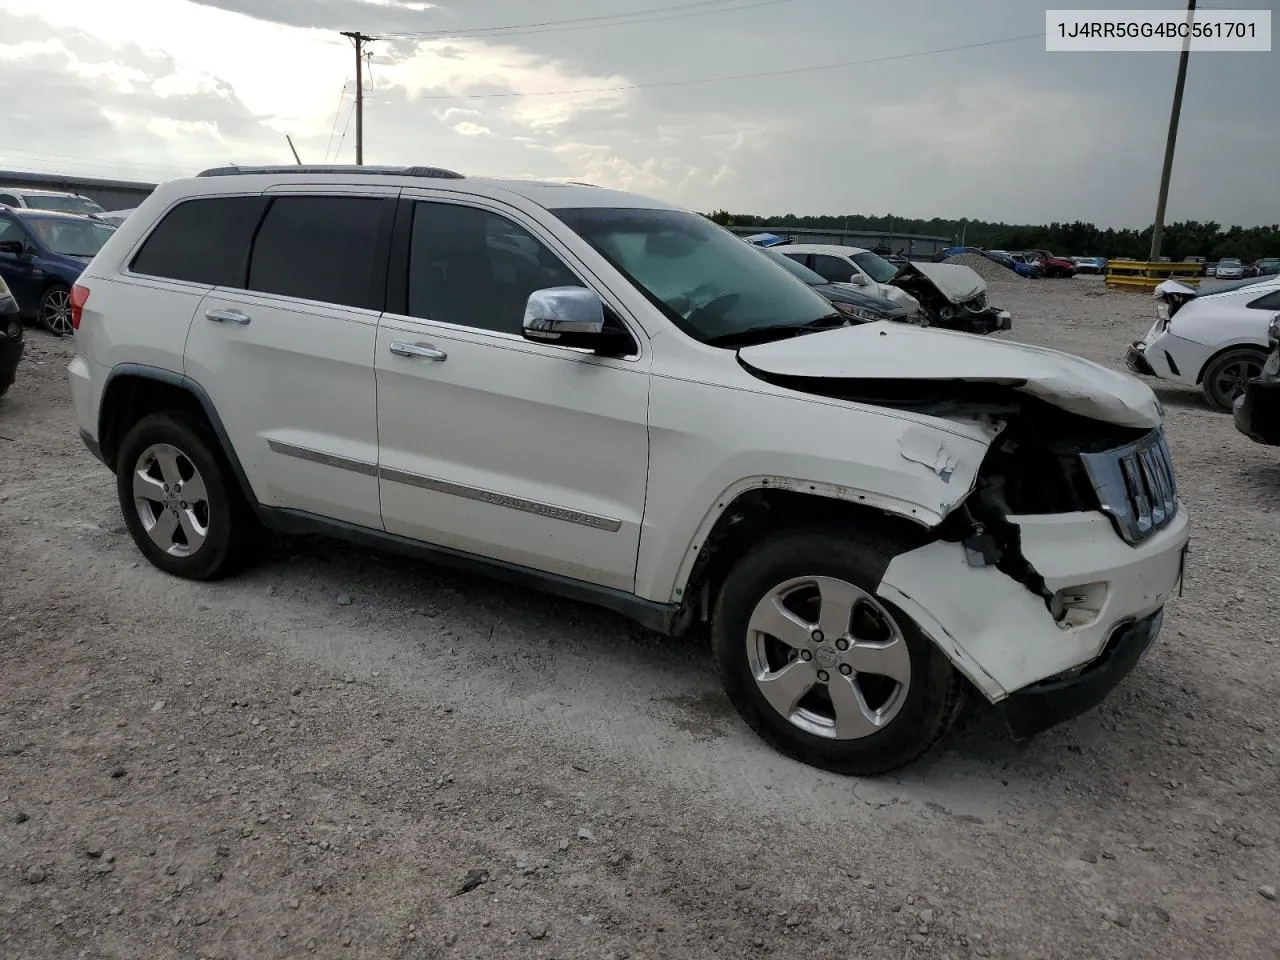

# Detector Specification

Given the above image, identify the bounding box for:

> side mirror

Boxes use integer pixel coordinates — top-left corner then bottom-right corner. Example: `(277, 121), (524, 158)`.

(847, 273), (869, 286)
(0, 240), (23, 256)
(523, 286), (628, 354)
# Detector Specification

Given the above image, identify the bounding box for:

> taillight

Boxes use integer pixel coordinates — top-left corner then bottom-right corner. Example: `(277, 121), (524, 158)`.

(70, 283), (89, 331)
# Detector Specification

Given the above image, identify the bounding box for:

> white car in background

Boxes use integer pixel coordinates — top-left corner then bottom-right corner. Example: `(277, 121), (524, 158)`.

(1126, 277), (1280, 411)
(1216, 258), (1245, 280)
(774, 244), (923, 315)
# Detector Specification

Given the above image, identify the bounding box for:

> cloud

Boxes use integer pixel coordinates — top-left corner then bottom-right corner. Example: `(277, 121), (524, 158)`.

(453, 121), (491, 137)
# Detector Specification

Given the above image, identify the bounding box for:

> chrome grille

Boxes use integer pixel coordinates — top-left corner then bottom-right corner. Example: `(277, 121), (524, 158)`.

(1080, 428), (1179, 544)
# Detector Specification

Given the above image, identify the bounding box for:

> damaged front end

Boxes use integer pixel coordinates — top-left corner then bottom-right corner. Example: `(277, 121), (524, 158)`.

(736, 345), (1189, 723)
(891, 262), (1013, 335)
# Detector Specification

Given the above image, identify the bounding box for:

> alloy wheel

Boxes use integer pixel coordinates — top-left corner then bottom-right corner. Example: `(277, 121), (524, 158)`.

(745, 575), (911, 740)
(132, 443), (210, 557)
(41, 287), (73, 336)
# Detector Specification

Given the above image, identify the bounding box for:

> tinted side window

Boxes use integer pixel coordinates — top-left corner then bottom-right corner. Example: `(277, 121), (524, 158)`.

(407, 202), (582, 334)
(0, 218), (27, 246)
(131, 196), (266, 286)
(811, 254), (855, 283)
(1248, 290), (1280, 311)
(247, 196), (386, 310)
(0, 194), (18, 207)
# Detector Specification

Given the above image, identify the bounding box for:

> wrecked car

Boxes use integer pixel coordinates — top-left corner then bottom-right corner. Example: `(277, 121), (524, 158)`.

(775, 243), (1012, 334)
(889, 261), (1012, 334)
(73, 173), (1189, 777)
(1127, 277), (1280, 412)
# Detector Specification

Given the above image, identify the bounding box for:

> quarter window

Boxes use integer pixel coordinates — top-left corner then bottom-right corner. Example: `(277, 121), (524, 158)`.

(131, 196), (266, 286)
(1248, 290), (1280, 311)
(407, 201), (583, 335)
(810, 254), (856, 283)
(247, 196), (387, 310)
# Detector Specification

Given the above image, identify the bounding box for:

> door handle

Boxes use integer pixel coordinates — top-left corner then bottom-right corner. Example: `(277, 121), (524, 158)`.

(389, 341), (447, 361)
(205, 308), (251, 325)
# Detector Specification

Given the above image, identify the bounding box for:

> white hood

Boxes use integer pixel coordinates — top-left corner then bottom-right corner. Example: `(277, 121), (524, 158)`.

(900, 262), (985, 304)
(738, 322), (1163, 429)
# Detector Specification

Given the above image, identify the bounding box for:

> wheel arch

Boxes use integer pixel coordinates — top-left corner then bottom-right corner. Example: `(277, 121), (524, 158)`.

(98, 364), (259, 509)
(668, 481), (938, 636)
(1194, 340), (1269, 385)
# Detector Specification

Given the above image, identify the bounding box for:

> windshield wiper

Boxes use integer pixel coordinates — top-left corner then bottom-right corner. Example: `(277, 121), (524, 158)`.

(704, 313), (847, 348)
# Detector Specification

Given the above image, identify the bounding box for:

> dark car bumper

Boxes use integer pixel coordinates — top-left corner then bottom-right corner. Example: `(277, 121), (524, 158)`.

(0, 323), (23, 390)
(998, 609), (1165, 739)
(1125, 341), (1155, 376)
(1234, 377), (1280, 445)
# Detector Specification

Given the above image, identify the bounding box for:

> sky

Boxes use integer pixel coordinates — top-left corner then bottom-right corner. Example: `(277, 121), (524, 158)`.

(0, 0), (1275, 228)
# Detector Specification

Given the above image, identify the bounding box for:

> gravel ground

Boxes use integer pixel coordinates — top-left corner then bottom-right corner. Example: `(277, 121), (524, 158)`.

(942, 253), (1028, 284)
(2, 275), (1278, 960)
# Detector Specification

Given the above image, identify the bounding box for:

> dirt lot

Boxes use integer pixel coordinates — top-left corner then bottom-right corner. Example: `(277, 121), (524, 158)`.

(2, 275), (1277, 960)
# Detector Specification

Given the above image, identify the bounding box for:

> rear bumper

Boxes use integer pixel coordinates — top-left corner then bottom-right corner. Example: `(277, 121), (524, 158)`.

(1234, 377), (1280, 445)
(999, 609), (1164, 738)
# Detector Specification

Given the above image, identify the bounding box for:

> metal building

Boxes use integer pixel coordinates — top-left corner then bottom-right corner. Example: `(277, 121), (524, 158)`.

(0, 170), (157, 212)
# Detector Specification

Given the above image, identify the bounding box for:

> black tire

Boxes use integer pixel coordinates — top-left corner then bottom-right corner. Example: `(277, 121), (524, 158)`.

(1201, 347), (1266, 413)
(38, 284), (72, 337)
(116, 410), (261, 580)
(711, 527), (964, 776)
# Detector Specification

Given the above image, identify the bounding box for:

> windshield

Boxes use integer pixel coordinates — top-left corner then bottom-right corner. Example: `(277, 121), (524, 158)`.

(25, 217), (114, 257)
(552, 207), (836, 343)
(24, 195), (105, 215)
(762, 248), (825, 285)
(850, 251), (900, 284)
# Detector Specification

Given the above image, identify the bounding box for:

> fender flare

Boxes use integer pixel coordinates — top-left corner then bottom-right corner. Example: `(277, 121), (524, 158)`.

(667, 473), (966, 605)
(100, 362), (261, 508)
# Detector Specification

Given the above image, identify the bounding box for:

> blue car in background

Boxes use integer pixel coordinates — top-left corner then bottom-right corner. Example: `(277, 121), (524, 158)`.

(0, 208), (115, 335)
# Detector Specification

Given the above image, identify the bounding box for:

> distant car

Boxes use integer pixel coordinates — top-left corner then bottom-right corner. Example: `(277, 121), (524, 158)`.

(1205, 262), (1219, 277)
(0, 273), (22, 398)
(1071, 256), (1107, 275)
(0, 187), (106, 217)
(93, 208), (136, 227)
(760, 248), (910, 324)
(0, 207), (115, 335)
(984, 250), (1041, 278)
(1126, 277), (1280, 411)
(1216, 258), (1245, 280)
(776, 244), (923, 313)
(1026, 250), (1076, 278)
(1249, 258), (1280, 278)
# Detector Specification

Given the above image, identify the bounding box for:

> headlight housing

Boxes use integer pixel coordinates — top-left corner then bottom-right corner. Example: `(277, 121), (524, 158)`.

(831, 300), (883, 322)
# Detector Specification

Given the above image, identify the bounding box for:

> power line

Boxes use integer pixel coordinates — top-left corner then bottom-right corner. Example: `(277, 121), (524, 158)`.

(385, 0), (791, 42)
(324, 80), (350, 163)
(333, 91), (358, 161)
(384, 0), (775, 38)
(371, 32), (1042, 103)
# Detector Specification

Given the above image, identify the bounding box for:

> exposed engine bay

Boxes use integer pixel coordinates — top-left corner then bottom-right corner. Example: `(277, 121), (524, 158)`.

(891, 262), (1013, 335)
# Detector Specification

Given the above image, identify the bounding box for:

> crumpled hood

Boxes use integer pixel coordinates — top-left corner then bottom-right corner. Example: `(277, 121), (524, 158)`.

(738, 321), (1163, 428)
(895, 262), (985, 304)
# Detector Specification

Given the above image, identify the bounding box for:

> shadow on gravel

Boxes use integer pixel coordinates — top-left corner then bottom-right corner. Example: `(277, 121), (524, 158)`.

(1152, 384), (1211, 412)
(250, 529), (1183, 808)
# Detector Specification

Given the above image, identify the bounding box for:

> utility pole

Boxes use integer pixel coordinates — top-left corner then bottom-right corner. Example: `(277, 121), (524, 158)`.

(340, 31), (377, 165)
(1149, 0), (1196, 261)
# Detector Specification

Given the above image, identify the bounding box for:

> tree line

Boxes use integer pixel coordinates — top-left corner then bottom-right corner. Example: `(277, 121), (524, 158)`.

(703, 210), (1280, 262)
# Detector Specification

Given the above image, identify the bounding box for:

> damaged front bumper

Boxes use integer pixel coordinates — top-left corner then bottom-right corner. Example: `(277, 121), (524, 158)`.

(998, 609), (1164, 738)
(876, 506), (1189, 721)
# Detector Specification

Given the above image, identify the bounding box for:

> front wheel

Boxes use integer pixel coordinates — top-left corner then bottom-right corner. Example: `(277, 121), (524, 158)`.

(711, 528), (963, 775)
(38, 284), (73, 336)
(1202, 347), (1266, 413)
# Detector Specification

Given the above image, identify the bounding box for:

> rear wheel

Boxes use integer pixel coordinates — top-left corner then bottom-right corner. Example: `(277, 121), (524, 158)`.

(1202, 347), (1266, 413)
(38, 284), (72, 336)
(711, 528), (963, 775)
(116, 411), (260, 580)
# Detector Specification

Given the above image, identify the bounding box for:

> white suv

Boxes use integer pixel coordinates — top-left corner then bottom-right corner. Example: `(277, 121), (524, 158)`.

(0, 187), (106, 217)
(68, 165), (1190, 774)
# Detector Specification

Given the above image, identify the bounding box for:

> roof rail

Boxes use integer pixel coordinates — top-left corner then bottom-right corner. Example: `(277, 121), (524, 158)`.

(196, 164), (465, 180)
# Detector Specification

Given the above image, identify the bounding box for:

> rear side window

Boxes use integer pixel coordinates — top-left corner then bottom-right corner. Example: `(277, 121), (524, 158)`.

(247, 196), (386, 310)
(131, 196), (266, 286)
(0, 194), (18, 208)
(811, 254), (856, 283)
